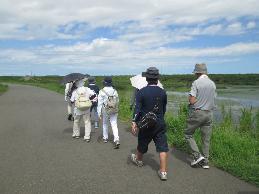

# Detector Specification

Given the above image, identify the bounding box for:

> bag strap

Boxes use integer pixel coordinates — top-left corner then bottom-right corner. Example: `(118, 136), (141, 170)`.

(102, 88), (115, 98)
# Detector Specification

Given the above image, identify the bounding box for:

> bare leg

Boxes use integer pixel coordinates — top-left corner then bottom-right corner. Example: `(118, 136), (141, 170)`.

(159, 152), (168, 172)
(136, 149), (143, 161)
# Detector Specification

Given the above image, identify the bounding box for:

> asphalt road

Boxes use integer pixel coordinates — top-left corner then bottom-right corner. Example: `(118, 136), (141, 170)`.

(0, 84), (258, 194)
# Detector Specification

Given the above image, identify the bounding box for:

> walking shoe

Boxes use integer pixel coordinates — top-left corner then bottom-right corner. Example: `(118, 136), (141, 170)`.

(84, 138), (90, 142)
(114, 141), (120, 149)
(157, 170), (167, 181)
(75, 136), (80, 139)
(191, 155), (205, 167)
(103, 138), (108, 143)
(131, 153), (143, 167)
(201, 161), (210, 169)
(67, 114), (73, 121)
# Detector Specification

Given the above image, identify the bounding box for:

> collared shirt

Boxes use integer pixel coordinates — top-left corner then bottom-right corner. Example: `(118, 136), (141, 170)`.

(97, 86), (119, 117)
(70, 86), (95, 115)
(189, 74), (216, 111)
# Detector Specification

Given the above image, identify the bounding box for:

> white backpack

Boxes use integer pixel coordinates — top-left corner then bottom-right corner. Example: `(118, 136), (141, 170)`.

(75, 89), (92, 111)
(102, 89), (119, 114)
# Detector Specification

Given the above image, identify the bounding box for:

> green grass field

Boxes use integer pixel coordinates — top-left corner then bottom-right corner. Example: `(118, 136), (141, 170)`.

(0, 74), (259, 186)
(0, 83), (8, 95)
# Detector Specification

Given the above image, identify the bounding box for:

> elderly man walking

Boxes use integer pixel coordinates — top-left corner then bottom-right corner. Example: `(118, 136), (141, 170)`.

(185, 63), (216, 169)
(131, 67), (168, 181)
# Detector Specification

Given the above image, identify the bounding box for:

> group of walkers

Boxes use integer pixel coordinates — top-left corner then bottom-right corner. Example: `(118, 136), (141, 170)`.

(65, 76), (120, 148)
(64, 63), (216, 181)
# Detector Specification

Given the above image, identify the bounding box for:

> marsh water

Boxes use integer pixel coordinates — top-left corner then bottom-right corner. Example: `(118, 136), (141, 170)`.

(167, 85), (259, 124)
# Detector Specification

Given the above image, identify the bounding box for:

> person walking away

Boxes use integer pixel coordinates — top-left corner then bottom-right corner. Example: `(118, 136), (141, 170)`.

(87, 77), (100, 129)
(65, 81), (75, 121)
(131, 67), (168, 181)
(70, 78), (96, 142)
(184, 63), (216, 169)
(97, 76), (120, 149)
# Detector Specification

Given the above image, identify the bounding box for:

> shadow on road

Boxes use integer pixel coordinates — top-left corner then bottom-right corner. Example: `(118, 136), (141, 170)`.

(170, 147), (190, 165)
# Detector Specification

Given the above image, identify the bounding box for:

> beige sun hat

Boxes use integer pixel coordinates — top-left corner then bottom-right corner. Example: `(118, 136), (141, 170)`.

(193, 63), (207, 74)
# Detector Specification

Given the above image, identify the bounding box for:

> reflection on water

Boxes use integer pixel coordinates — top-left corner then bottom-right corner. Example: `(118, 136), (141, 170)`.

(167, 86), (259, 124)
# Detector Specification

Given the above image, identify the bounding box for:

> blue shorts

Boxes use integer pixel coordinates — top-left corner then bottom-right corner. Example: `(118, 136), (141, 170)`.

(137, 127), (169, 154)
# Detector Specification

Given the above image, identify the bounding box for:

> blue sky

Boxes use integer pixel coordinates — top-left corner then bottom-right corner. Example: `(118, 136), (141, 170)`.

(0, 0), (259, 75)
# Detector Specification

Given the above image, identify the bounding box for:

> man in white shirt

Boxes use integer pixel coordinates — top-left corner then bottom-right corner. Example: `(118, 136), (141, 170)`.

(70, 79), (96, 142)
(97, 76), (120, 149)
(185, 63), (216, 169)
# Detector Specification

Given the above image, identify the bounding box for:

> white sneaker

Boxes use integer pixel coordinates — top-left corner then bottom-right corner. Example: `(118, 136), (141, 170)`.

(158, 170), (167, 181)
(131, 153), (143, 167)
(201, 161), (210, 169)
(84, 138), (90, 142)
(191, 155), (205, 167)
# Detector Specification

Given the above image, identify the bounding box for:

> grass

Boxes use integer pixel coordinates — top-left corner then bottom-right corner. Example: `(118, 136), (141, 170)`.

(166, 104), (259, 186)
(0, 83), (8, 94)
(1, 75), (259, 186)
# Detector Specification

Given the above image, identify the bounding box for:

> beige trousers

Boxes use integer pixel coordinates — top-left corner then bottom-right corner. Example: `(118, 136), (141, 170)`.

(73, 113), (91, 139)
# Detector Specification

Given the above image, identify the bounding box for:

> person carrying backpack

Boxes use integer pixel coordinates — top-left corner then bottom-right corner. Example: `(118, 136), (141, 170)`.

(131, 67), (168, 181)
(87, 77), (100, 129)
(97, 76), (120, 149)
(70, 78), (96, 142)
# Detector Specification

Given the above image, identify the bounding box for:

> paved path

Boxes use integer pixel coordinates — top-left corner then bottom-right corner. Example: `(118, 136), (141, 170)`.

(0, 84), (258, 194)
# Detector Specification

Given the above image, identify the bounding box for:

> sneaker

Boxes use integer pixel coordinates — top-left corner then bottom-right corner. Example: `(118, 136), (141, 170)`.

(114, 141), (120, 149)
(75, 136), (80, 139)
(158, 170), (167, 181)
(103, 138), (108, 143)
(131, 153), (143, 167)
(84, 138), (90, 142)
(191, 155), (205, 167)
(201, 161), (210, 169)
(67, 114), (72, 121)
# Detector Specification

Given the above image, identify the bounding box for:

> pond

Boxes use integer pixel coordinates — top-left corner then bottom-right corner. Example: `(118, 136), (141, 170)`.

(167, 85), (259, 124)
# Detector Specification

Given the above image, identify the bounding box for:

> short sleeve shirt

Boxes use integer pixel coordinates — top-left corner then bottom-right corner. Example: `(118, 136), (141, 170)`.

(189, 75), (216, 111)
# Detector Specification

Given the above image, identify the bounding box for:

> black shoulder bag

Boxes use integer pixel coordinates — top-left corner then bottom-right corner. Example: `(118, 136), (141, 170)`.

(137, 98), (160, 130)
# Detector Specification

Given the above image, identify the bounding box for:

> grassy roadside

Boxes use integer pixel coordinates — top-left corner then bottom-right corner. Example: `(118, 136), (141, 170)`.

(0, 83), (8, 95)
(1, 75), (258, 187)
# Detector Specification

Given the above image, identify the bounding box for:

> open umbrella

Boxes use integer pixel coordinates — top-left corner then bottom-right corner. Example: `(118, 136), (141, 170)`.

(61, 73), (89, 84)
(130, 74), (163, 89)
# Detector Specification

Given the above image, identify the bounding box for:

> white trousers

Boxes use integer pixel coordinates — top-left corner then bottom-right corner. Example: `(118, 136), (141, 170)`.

(102, 111), (119, 142)
(73, 113), (91, 139)
(67, 102), (72, 115)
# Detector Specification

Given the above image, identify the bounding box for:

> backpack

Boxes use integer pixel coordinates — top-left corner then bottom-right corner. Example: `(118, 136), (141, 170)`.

(75, 89), (92, 111)
(102, 89), (119, 115)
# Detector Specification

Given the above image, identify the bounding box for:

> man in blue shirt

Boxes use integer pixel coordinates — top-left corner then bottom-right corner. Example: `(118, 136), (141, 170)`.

(131, 67), (169, 181)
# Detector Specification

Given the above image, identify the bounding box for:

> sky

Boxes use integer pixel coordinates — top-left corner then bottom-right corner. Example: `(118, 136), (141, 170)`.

(0, 0), (259, 76)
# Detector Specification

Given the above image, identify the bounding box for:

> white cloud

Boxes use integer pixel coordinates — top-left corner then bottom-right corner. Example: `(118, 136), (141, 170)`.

(247, 21), (256, 29)
(0, 0), (259, 40)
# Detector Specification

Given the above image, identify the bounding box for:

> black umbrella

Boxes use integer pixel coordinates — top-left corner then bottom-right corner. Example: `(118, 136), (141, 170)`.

(61, 73), (89, 84)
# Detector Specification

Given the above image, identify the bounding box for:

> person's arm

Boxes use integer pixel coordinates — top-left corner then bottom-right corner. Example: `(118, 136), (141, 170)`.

(132, 91), (142, 135)
(163, 91), (167, 115)
(189, 81), (197, 105)
(97, 90), (105, 117)
(70, 90), (76, 103)
(65, 83), (70, 101)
